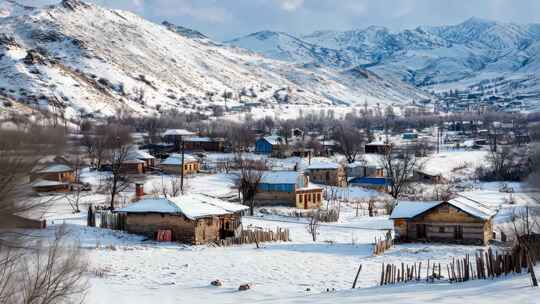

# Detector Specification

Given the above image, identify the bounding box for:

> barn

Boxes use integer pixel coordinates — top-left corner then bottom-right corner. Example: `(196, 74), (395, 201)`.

(116, 194), (248, 244)
(390, 196), (496, 245)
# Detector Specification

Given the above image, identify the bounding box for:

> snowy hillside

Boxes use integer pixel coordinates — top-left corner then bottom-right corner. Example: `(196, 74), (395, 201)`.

(229, 18), (540, 111)
(0, 0), (431, 119)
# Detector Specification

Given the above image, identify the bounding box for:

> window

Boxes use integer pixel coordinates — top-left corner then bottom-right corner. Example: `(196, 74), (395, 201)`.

(298, 195), (303, 203)
(438, 227), (445, 233)
(317, 193), (321, 202)
(439, 206), (449, 213)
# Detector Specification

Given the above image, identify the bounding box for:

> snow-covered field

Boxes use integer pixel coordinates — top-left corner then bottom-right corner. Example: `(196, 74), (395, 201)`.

(31, 162), (538, 304)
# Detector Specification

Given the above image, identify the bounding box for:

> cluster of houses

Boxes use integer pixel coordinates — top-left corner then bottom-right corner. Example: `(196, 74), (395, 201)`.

(21, 127), (521, 247)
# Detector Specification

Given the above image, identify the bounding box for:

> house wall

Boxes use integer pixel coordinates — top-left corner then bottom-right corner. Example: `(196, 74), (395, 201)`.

(125, 213), (226, 244)
(31, 171), (75, 183)
(306, 168), (345, 186)
(255, 190), (296, 206)
(255, 139), (272, 154)
(33, 184), (70, 193)
(295, 189), (322, 209)
(184, 141), (224, 152)
(120, 163), (144, 175)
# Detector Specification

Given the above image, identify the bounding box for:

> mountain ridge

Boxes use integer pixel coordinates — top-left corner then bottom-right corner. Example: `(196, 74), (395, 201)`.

(0, 0), (432, 119)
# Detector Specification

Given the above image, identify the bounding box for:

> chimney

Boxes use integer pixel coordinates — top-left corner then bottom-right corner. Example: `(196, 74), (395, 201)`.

(135, 183), (145, 200)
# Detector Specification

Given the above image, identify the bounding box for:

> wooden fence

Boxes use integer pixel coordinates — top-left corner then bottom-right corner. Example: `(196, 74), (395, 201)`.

(87, 206), (126, 231)
(375, 245), (538, 287)
(216, 227), (290, 247)
(373, 231), (393, 255)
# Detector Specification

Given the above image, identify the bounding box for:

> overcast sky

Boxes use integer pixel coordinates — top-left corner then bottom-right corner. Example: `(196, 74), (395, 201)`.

(19, 0), (540, 40)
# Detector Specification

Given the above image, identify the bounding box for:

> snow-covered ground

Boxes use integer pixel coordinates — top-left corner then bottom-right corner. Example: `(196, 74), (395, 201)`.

(26, 150), (539, 304)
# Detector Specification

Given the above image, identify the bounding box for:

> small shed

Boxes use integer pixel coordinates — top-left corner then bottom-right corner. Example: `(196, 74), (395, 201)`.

(116, 194), (248, 244)
(390, 197), (496, 245)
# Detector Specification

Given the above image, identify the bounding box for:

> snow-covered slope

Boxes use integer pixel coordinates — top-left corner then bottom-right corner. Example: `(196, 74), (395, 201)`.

(0, 0), (431, 118)
(229, 18), (540, 111)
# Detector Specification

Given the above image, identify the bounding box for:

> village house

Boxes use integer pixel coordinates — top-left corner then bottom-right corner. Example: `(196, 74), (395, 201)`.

(304, 162), (346, 187)
(162, 129), (196, 151)
(127, 149), (156, 169)
(255, 136), (289, 157)
(390, 196), (496, 245)
(364, 141), (391, 154)
(183, 136), (225, 152)
(160, 154), (200, 175)
(414, 168), (444, 184)
(255, 171), (323, 209)
(115, 194), (248, 244)
(30, 164), (75, 192)
(119, 159), (146, 175)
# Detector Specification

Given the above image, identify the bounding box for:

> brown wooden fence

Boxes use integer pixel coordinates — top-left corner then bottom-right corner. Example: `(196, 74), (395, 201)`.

(373, 231), (393, 255)
(376, 245), (538, 287)
(216, 227), (290, 246)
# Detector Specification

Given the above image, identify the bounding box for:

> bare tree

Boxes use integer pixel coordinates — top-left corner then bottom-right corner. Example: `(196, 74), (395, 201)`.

(306, 211), (320, 242)
(380, 147), (419, 199)
(332, 122), (365, 164)
(236, 155), (266, 216)
(0, 125), (88, 304)
(106, 124), (133, 210)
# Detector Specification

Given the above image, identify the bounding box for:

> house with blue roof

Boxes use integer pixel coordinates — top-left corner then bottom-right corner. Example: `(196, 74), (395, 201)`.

(255, 171), (323, 209)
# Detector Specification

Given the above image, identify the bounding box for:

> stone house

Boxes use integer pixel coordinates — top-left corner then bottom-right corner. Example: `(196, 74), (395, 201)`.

(115, 194), (248, 244)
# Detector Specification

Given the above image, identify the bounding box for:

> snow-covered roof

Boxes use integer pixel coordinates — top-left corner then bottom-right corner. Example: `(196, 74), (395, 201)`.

(260, 171), (300, 184)
(195, 194), (248, 213)
(297, 184), (323, 191)
(448, 196), (497, 220)
(122, 159), (145, 164)
(163, 129), (195, 137)
(390, 195), (497, 220)
(389, 201), (440, 219)
(366, 141), (388, 146)
(127, 149), (155, 160)
(116, 194), (244, 219)
(306, 162), (339, 170)
(31, 179), (68, 188)
(262, 136), (283, 145)
(160, 154), (198, 165)
(35, 164), (73, 174)
(185, 136), (223, 142)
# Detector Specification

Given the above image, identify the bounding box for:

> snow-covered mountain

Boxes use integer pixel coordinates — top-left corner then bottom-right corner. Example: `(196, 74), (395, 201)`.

(229, 18), (540, 110)
(0, 0), (431, 119)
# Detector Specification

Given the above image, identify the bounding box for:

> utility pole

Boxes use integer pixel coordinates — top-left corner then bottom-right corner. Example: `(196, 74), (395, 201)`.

(180, 138), (185, 193)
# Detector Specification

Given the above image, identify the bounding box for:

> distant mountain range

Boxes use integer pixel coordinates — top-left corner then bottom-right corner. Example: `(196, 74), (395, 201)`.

(228, 18), (540, 111)
(0, 0), (431, 119)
